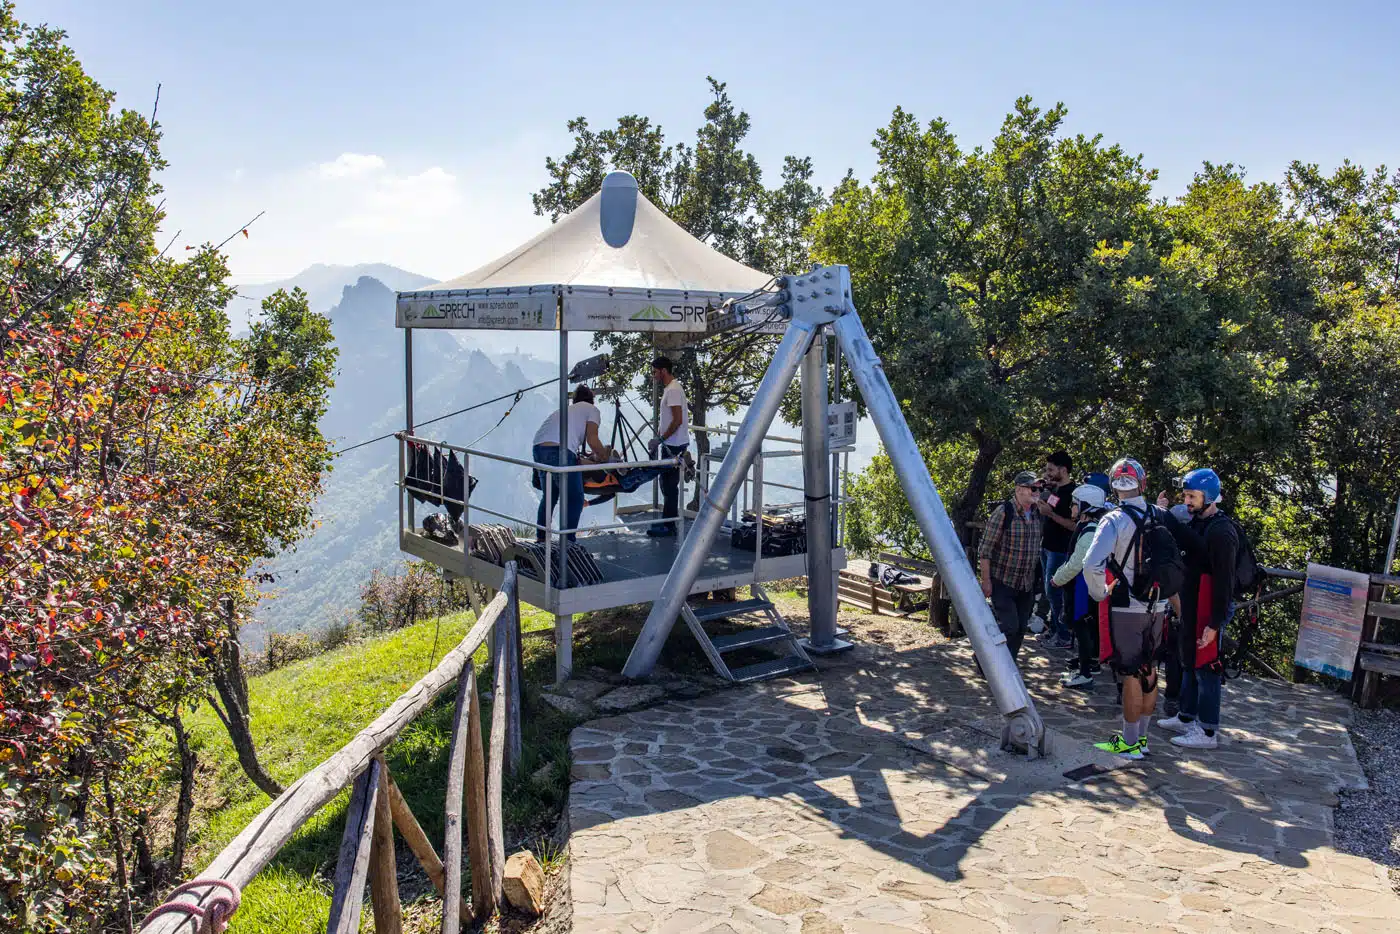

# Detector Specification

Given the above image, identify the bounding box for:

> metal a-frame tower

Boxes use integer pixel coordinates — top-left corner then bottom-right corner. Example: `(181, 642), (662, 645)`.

(621, 264), (1047, 756)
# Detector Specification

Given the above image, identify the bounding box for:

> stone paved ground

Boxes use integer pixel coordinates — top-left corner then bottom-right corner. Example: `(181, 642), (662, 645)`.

(564, 638), (1400, 933)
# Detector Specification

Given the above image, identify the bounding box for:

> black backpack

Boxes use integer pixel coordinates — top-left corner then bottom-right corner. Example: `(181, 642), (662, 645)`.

(1208, 513), (1262, 599)
(1112, 504), (1185, 604)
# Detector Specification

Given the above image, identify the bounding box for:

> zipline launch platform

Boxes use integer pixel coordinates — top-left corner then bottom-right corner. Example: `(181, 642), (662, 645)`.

(393, 170), (1048, 755)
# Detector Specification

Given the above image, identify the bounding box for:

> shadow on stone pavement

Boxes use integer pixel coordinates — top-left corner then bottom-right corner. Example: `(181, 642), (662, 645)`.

(565, 638), (1397, 933)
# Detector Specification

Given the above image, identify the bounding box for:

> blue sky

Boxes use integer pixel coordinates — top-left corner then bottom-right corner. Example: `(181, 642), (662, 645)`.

(31, 1), (1400, 285)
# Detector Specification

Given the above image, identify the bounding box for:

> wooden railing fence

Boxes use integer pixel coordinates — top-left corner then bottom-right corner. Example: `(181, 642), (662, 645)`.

(142, 563), (524, 934)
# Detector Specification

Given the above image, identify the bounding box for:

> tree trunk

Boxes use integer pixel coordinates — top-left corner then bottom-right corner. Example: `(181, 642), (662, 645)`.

(205, 603), (283, 798)
(955, 433), (1003, 533)
(208, 641), (284, 798)
(208, 679), (283, 798)
(169, 711), (196, 876)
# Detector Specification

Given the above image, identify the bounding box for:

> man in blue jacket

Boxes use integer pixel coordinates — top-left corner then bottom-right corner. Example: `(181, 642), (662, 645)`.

(1157, 468), (1237, 750)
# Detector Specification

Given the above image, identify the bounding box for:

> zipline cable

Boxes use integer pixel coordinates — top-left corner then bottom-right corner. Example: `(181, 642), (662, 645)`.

(330, 376), (559, 457)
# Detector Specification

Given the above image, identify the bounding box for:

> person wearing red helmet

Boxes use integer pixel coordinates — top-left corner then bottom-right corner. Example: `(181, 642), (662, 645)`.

(1083, 457), (1181, 758)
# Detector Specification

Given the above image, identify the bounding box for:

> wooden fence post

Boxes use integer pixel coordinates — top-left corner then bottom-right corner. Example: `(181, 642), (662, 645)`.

(487, 568), (514, 909)
(383, 773), (470, 922)
(327, 760), (381, 934)
(507, 574), (523, 775)
(368, 756), (403, 934)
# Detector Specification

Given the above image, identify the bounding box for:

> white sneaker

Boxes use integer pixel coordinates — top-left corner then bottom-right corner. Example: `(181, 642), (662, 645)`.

(1062, 673), (1094, 688)
(1157, 715), (1192, 733)
(1170, 724), (1218, 749)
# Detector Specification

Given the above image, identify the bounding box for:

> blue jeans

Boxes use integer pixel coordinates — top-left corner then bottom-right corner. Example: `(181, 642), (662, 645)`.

(1043, 550), (1069, 638)
(534, 444), (582, 543)
(1179, 605), (1233, 731)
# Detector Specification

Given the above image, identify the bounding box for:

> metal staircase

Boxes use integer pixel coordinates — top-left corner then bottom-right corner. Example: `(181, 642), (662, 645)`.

(680, 585), (814, 683)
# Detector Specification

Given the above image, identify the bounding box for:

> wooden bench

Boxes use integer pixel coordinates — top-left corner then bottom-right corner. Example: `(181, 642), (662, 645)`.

(1355, 590), (1400, 708)
(838, 552), (958, 637)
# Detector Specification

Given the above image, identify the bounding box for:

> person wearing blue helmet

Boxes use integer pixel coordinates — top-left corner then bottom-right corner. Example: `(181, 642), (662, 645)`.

(1156, 467), (1237, 750)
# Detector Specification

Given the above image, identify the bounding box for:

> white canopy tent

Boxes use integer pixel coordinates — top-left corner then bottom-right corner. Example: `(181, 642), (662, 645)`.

(395, 171), (771, 334)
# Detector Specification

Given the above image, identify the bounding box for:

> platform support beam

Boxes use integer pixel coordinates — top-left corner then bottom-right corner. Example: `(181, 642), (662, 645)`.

(622, 320), (818, 679)
(799, 331), (847, 655)
(831, 307), (1044, 755)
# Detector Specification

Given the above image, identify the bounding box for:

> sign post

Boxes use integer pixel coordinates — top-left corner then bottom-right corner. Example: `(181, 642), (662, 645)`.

(1294, 563), (1370, 679)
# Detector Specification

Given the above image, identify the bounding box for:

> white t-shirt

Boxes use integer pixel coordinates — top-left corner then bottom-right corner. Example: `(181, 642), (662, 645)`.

(532, 401), (601, 452)
(659, 380), (689, 446)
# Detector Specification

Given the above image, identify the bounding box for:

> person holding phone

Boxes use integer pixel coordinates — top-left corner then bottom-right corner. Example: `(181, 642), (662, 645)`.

(1036, 450), (1078, 648)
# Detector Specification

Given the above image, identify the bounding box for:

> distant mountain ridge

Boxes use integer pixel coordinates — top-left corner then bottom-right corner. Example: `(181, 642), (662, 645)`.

(248, 270), (559, 646)
(232, 263), (437, 330)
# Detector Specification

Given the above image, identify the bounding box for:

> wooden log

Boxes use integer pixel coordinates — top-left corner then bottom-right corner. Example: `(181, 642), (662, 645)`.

(383, 773), (470, 921)
(327, 760), (380, 934)
(506, 578), (523, 775)
(502, 851), (545, 917)
(444, 665), (488, 933)
(368, 757), (403, 934)
(141, 584), (513, 934)
(463, 664), (494, 922)
(488, 578), (511, 909)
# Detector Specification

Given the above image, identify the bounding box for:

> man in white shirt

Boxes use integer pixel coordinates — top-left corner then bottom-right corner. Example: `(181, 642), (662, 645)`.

(531, 384), (608, 543)
(649, 356), (689, 537)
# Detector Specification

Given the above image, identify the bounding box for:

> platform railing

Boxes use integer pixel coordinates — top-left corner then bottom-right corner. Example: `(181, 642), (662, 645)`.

(397, 432), (687, 598)
(398, 427), (846, 600)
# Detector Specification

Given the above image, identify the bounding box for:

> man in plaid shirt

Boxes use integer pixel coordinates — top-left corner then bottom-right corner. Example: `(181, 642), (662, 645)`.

(978, 470), (1044, 660)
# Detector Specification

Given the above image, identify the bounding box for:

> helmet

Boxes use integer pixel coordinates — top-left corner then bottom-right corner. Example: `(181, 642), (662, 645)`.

(1182, 467), (1222, 509)
(1072, 483), (1107, 513)
(1109, 457), (1146, 493)
(1082, 472), (1112, 497)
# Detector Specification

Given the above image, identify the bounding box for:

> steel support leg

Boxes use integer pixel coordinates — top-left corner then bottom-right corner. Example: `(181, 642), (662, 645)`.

(799, 332), (847, 654)
(832, 310), (1045, 754)
(622, 321), (818, 679)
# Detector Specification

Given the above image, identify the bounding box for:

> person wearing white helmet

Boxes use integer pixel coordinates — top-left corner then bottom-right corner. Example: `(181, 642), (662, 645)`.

(1050, 477), (1113, 689)
(1082, 457), (1182, 758)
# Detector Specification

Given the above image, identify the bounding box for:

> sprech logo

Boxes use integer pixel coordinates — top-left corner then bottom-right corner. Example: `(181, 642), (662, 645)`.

(628, 303), (711, 324)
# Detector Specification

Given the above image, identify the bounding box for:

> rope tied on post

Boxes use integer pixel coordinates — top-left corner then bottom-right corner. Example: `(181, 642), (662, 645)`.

(140, 880), (241, 933)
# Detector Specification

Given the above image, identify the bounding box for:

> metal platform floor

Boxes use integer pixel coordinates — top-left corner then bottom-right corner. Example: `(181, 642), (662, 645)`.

(401, 513), (844, 617)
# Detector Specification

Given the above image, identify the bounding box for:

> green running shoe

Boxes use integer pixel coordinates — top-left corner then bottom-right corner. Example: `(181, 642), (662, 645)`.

(1093, 733), (1143, 759)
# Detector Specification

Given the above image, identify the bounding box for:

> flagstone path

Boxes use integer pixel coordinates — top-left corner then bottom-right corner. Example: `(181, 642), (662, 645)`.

(564, 639), (1399, 933)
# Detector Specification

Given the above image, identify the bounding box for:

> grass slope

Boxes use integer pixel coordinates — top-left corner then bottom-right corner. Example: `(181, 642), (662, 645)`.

(184, 607), (570, 932)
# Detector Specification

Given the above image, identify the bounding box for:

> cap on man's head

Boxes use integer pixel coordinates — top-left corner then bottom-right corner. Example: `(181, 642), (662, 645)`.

(1014, 470), (1039, 488)
(651, 356), (674, 372)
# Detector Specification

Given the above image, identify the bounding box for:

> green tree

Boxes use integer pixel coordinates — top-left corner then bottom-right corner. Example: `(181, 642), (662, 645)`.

(1286, 161), (1400, 570)
(810, 98), (1163, 523)
(532, 79), (826, 471)
(0, 8), (336, 926)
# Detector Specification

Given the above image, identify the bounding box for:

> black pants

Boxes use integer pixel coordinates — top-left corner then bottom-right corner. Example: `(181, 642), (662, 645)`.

(1073, 615), (1099, 677)
(990, 581), (1035, 661)
(1164, 615), (1183, 703)
(660, 442), (688, 520)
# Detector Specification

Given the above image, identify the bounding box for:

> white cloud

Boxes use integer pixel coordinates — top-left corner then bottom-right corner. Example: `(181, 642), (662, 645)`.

(340, 165), (462, 233)
(162, 139), (554, 285)
(316, 152), (387, 179)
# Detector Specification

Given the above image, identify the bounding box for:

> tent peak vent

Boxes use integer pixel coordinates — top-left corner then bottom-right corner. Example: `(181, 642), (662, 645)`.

(600, 171), (638, 248)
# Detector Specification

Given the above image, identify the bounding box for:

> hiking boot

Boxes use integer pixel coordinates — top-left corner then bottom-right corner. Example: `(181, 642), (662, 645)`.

(1093, 734), (1143, 759)
(1171, 725), (1218, 749)
(1157, 715), (1193, 734)
(1062, 672), (1095, 689)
